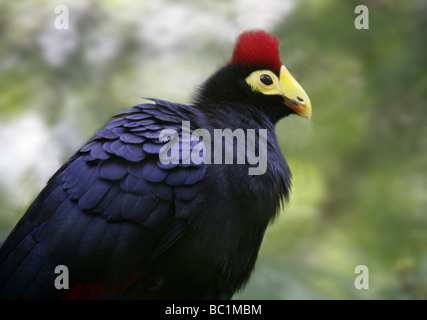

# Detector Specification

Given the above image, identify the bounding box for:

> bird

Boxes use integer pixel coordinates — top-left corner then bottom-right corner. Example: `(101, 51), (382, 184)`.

(0, 30), (311, 300)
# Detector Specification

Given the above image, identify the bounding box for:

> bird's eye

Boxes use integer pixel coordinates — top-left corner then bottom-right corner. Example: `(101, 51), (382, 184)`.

(260, 74), (273, 86)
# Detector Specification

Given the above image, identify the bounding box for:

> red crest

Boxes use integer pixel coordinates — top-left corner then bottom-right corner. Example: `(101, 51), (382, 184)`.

(229, 31), (282, 74)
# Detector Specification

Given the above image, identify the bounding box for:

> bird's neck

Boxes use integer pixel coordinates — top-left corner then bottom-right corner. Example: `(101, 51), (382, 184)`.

(191, 101), (283, 133)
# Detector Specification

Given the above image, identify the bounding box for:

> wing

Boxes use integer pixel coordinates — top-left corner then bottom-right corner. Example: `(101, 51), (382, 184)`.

(0, 99), (206, 299)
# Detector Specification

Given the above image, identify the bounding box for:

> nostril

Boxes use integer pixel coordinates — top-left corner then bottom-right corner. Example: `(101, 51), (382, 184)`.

(296, 96), (304, 103)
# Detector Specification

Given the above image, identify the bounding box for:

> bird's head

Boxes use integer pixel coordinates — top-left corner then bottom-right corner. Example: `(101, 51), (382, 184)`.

(194, 30), (312, 123)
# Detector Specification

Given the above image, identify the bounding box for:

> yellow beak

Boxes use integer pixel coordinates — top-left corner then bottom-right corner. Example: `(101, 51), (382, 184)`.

(280, 65), (312, 119)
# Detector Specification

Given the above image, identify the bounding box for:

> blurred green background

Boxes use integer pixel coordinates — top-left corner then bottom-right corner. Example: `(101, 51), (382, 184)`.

(0, 0), (426, 299)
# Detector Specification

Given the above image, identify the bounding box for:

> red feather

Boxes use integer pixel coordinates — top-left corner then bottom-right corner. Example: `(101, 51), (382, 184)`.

(229, 30), (282, 74)
(57, 270), (141, 300)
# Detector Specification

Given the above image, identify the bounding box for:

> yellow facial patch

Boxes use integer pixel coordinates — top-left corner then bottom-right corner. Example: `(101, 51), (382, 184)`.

(245, 70), (284, 96)
(245, 67), (312, 119)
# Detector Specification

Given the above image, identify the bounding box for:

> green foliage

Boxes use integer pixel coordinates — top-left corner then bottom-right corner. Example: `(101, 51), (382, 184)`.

(237, 0), (427, 300)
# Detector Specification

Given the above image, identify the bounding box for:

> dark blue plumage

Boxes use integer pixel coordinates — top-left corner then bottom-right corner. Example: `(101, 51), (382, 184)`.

(0, 99), (209, 299)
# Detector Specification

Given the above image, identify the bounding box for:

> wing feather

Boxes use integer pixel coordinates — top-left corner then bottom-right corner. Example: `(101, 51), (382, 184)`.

(0, 99), (206, 299)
